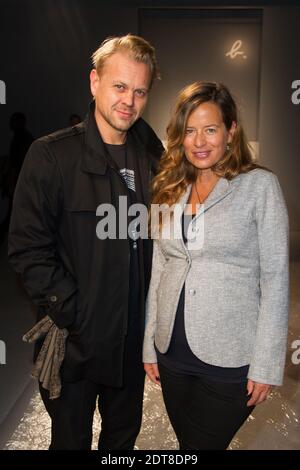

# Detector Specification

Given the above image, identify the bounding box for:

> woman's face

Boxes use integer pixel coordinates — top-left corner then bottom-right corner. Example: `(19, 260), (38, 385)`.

(183, 101), (236, 173)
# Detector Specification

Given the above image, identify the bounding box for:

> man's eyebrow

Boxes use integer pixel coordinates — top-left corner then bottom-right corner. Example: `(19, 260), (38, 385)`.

(112, 81), (148, 91)
(112, 80), (127, 85)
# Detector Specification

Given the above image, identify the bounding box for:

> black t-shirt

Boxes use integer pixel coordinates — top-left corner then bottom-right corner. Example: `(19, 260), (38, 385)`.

(104, 141), (143, 203)
(156, 213), (249, 382)
(105, 142), (141, 327)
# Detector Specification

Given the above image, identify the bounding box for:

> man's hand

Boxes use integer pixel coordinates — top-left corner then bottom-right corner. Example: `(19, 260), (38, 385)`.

(247, 379), (273, 406)
(144, 363), (161, 386)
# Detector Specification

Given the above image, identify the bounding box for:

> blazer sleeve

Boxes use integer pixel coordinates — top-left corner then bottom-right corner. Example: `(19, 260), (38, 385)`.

(143, 240), (166, 363)
(248, 172), (289, 385)
(8, 139), (77, 329)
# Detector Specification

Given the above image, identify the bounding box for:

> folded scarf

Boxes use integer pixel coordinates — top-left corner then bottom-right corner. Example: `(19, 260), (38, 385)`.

(23, 315), (68, 399)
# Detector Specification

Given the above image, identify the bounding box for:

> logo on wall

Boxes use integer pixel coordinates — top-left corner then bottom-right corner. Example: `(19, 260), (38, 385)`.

(0, 79), (6, 104)
(291, 80), (300, 105)
(0, 340), (6, 365)
(225, 40), (247, 60)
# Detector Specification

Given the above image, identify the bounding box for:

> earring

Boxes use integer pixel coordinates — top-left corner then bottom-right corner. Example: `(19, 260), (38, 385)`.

(226, 143), (231, 151)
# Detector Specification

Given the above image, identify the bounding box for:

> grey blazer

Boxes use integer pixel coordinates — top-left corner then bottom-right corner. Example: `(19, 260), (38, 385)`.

(143, 169), (289, 385)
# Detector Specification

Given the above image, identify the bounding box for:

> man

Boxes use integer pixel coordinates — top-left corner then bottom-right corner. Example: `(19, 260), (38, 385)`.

(8, 35), (164, 450)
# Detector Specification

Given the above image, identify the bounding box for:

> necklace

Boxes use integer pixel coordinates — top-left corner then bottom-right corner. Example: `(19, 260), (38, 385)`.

(194, 179), (217, 204)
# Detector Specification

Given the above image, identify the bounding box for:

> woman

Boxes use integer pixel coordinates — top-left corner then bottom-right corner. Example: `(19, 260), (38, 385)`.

(143, 82), (289, 450)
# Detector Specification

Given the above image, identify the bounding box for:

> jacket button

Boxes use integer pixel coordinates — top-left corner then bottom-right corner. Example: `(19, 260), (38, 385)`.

(50, 295), (58, 302)
(189, 289), (196, 296)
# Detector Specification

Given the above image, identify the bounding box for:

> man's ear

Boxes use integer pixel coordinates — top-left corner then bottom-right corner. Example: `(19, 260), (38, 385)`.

(90, 69), (99, 97)
(228, 121), (237, 143)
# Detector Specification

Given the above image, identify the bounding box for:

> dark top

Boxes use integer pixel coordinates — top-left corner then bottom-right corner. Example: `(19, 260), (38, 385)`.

(105, 142), (140, 328)
(156, 213), (249, 382)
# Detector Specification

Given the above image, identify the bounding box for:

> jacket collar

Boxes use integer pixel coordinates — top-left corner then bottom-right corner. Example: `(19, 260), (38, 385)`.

(81, 101), (108, 175)
(80, 102), (161, 184)
(178, 175), (242, 214)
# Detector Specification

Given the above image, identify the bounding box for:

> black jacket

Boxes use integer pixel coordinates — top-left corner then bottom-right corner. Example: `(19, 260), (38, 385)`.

(8, 106), (163, 386)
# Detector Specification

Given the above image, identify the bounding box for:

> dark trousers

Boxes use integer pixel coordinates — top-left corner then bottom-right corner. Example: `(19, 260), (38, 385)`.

(158, 363), (255, 450)
(40, 339), (145, 450)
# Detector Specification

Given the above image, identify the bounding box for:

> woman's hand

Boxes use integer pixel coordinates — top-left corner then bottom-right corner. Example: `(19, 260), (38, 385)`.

(247, 379), (273, 406)
(144, 363), (161, 386)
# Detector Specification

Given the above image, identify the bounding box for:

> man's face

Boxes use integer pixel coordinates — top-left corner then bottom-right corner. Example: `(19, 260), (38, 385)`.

(90, 52), (151, 143)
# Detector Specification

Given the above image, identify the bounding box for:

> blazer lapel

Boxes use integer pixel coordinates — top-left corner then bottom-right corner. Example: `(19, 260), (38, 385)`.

(174, 177), (240, 254)
(201, 177), (233, 212)
(176, 177), (239, 213)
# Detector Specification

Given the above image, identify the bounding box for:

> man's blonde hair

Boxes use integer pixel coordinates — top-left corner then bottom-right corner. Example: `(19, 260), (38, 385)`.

(91, 34), (160, 88)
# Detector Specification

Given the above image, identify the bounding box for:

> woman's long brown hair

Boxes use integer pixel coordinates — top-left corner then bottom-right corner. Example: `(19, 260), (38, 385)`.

(151, 81), (267, 211)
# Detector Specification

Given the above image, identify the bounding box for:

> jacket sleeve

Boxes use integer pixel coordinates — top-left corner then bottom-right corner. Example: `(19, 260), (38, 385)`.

(8, 138), (77, 329)
(248, 172), (289, 385)
(143, 240), (166, 363)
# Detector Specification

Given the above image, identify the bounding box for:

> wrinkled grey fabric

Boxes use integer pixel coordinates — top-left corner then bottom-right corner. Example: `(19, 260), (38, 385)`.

(23, 315), (68, 399)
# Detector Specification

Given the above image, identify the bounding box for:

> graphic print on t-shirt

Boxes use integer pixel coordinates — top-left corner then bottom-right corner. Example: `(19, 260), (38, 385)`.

(120, 168), (136, 192)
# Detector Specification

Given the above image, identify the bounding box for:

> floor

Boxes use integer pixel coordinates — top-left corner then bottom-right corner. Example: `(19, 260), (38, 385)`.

(1, 235), (300, 450)
(0, 237), (35, 449)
